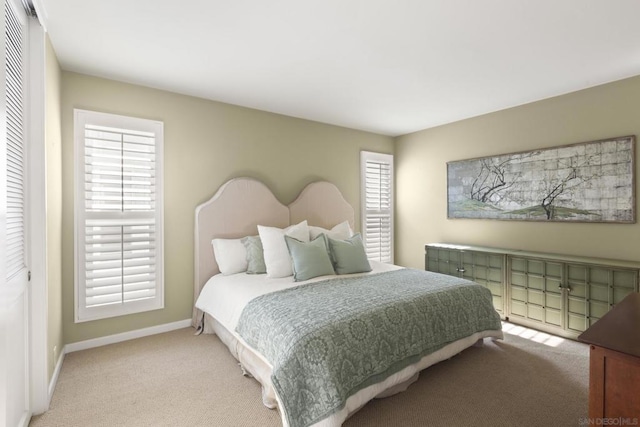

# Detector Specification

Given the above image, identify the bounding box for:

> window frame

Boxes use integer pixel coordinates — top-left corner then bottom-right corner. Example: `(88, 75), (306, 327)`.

(74, 109), (164, 322)
(360, 151), (394, 264)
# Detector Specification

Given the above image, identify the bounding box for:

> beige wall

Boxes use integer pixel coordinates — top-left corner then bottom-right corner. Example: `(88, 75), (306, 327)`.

(61, 72), (394, 344)
(395, 75), (640, 269)
(45, 37), (63, 381)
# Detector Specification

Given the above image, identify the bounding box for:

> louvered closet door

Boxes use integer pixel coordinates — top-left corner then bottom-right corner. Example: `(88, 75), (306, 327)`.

(361, 152), (394, 263)
(2, 0), (31, 425)
(75, 111), (164, 322)
(5, 0), (27, 286)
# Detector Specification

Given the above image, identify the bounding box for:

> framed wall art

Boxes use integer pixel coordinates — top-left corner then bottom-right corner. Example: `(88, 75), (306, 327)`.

(447, 135), (636, 223)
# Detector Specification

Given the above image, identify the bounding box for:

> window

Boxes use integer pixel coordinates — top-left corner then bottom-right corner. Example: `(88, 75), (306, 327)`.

(360, 151), (393, 263)
(74, 109), (164, 322)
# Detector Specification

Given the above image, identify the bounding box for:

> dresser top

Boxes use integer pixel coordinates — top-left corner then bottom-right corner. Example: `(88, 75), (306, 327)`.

(425, 243), (640, 270)
(578, 292), (640, 358)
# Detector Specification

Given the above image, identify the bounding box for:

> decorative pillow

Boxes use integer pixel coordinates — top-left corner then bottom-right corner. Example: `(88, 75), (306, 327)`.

(258, 220), (310, 278)
(327, 233), (372, 275)
(241, 235), (267, 274)
(211, 238), (248, 275)
(284, 234), (335, 282)
(308, 220), (353, 241)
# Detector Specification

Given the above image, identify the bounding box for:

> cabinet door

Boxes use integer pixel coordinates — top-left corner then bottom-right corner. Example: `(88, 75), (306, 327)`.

(462, 252), (505, 314)
(508, 257), (563, 328)
(566, 264), (638, 334)
(425, 247), (462, 277)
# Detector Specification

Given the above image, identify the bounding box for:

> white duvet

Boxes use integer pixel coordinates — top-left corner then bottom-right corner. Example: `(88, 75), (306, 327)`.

(195, 260), (402, 332)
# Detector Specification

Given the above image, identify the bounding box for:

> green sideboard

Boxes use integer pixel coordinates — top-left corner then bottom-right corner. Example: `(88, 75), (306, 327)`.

(425, 243), (640, 340)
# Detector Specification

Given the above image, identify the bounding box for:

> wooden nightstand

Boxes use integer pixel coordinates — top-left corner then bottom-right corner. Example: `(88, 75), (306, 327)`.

(578, 292), (640, 420)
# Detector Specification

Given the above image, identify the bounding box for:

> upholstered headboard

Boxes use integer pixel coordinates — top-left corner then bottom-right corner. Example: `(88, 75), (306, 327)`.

(289, 181), (355, 229)
(192, 177), (355, 326)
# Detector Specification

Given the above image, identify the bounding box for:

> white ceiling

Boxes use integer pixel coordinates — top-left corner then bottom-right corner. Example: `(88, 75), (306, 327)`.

(39, 0), (640, 136)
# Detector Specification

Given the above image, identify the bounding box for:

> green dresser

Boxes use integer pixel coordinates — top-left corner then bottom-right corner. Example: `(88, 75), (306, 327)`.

(425, 244), (506, 315)
(509, 256), (564, 329)
(564, 263), (637, 333)
(425, 244), (640, 340)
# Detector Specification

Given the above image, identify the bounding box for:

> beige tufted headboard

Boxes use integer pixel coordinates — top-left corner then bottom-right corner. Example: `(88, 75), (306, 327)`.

(192, 177), (355, 326)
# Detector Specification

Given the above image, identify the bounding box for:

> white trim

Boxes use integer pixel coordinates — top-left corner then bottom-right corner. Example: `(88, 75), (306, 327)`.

(17, 412), (31, 427)
(47, 351), (64, 405)
(27, 18), (49, 415)
(73, 109), (165, 322)
(30, 0), (49, 30)
(65, 319), (192, 353)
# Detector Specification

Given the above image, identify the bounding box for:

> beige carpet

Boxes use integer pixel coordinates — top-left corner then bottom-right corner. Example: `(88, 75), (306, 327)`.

(30, 324), (588, 427)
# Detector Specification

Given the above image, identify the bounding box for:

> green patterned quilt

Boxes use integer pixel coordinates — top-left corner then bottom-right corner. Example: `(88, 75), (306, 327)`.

(235, 268), (501, 427)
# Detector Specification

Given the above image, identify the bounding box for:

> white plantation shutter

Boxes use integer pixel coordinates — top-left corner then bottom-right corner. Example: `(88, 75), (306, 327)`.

(75, 110), (164, 322)
(361, 151), (393, 263)
(5, 0), (27, 281)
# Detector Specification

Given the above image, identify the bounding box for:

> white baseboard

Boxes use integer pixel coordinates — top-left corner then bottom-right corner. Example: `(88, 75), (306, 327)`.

(17, 413), (31, 427)
(48, 350), (66, 404)
(65, 319), (192, 354)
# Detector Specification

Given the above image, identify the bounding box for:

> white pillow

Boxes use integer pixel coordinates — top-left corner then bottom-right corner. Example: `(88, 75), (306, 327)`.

(212, 238), (248, 275)
(258, 220), (309, 278)
(309, 220), (353, 240)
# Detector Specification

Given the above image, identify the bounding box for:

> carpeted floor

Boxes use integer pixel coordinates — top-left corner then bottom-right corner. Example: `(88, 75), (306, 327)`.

(30, 324), (588, 427)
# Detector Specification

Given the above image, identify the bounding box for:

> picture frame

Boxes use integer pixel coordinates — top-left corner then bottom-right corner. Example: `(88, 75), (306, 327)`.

(447, 135), (636, 223)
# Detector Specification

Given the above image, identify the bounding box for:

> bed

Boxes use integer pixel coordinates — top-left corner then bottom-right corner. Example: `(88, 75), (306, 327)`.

(192, 177), (503, 427)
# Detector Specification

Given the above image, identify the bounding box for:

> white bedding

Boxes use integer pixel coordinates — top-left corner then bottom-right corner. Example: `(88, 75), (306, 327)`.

(195, 260), (403, 332)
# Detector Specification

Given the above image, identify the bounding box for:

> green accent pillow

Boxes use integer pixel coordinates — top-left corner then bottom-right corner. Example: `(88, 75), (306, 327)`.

(327, 233), (372, 275)
(284, 234), (336, 282)
(241, 236), (267, 274)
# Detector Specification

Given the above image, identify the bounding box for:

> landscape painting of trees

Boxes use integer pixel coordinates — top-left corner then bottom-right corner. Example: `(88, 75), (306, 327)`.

(447, 136), (635, 223)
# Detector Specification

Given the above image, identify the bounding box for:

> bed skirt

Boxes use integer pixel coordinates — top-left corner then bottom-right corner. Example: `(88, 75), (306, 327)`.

(204, 313), (503, 427)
